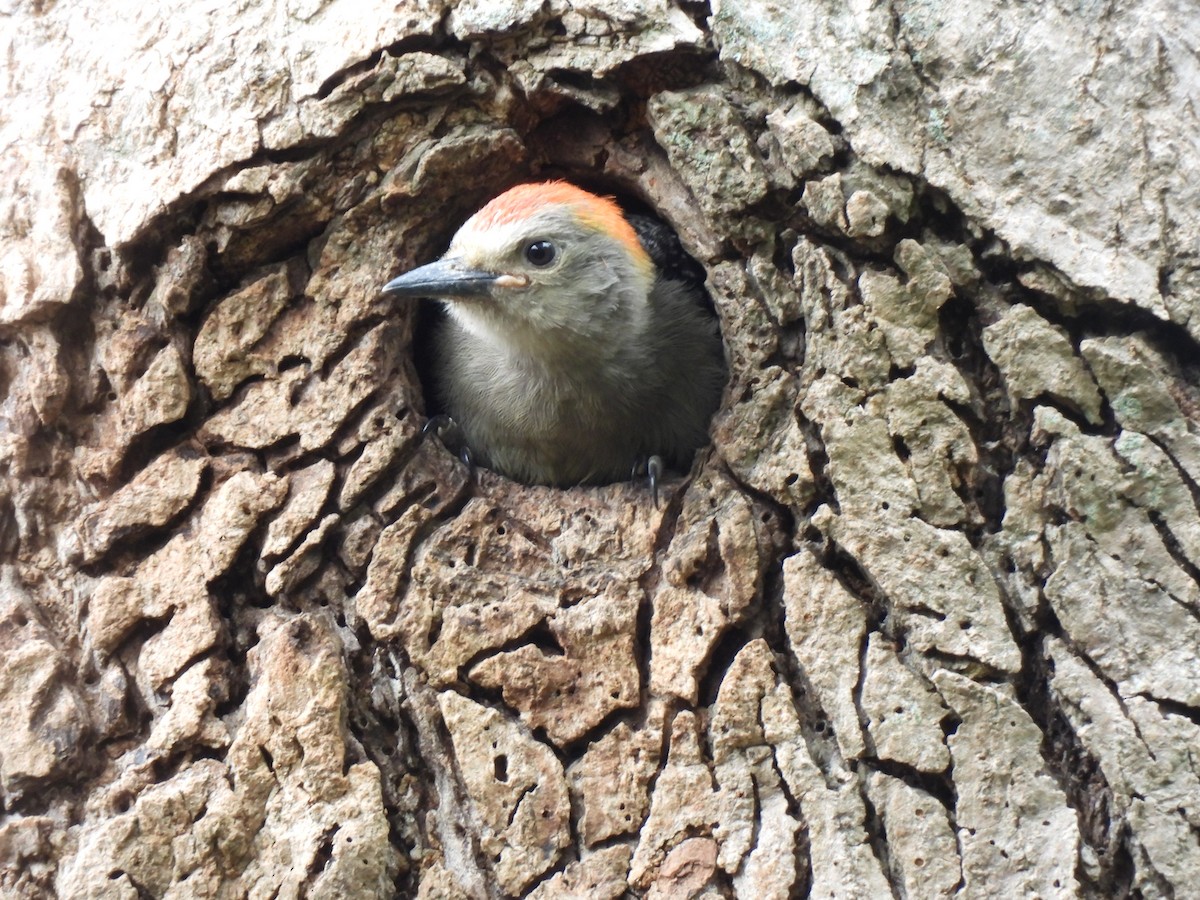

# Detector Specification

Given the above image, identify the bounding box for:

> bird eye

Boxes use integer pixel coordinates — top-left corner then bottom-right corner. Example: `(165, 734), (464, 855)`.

(524, 240), (557, 267)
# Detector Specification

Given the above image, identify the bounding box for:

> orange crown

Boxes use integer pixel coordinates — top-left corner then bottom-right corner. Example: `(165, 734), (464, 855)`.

(470, 182), (652, 274)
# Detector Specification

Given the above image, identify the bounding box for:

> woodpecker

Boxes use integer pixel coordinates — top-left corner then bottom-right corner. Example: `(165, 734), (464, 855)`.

(382, 181), (725, 495)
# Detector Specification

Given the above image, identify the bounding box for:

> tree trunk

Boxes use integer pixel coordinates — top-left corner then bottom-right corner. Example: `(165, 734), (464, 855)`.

(3, 2), (1198, 897)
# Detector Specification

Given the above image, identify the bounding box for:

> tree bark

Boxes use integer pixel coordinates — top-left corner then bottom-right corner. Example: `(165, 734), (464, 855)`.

(3, 1), (1198, 897)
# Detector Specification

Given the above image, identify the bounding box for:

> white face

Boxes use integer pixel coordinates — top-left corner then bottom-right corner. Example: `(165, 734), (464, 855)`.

(449, 207), (569, 280)
(442, 204), (653, 343)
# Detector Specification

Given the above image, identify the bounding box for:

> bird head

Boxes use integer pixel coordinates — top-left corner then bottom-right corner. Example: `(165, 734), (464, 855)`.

(382, 182), (655, 352)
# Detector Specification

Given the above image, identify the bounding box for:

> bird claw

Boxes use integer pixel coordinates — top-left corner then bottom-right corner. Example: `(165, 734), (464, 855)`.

(421, 414), (455, 440)
(648, 455), (663, 508)
(421, 415), (475, 478)
(632, 455), (664, 507)
(459, 444), (476, 478)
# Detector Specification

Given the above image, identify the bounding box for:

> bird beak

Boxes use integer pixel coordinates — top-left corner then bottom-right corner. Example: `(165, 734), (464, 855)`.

(381, 258), (499, 299)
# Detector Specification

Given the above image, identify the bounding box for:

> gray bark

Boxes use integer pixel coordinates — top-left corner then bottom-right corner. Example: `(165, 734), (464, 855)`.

(2, 1), (1199, 897)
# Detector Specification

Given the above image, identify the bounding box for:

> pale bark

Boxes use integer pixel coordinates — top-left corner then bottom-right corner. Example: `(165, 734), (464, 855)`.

(2, 1), (1199, 898)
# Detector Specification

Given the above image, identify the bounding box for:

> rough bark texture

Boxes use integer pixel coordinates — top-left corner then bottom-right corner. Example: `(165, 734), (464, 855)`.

(3, 1), (1199, 898)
